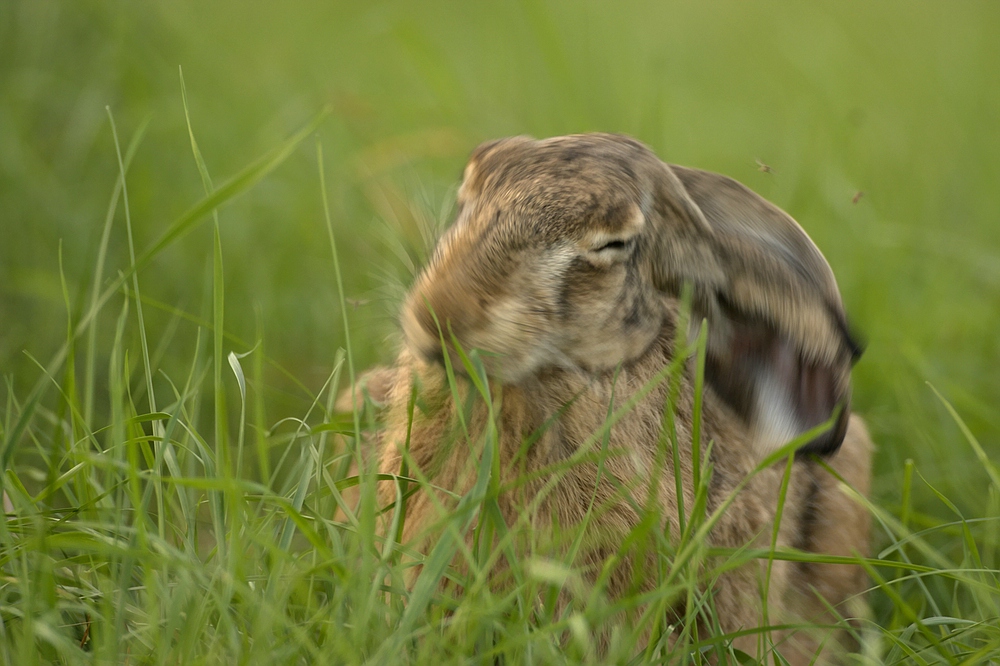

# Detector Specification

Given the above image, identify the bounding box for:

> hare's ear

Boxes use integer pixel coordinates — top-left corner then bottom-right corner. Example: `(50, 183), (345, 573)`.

(651, 164), (862, 456)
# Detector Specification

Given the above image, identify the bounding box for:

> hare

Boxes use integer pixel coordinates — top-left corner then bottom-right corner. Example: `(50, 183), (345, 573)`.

(344, 134), (872, 663)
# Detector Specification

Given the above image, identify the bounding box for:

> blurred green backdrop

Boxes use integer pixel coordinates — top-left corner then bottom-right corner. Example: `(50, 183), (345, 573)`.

(2, 1), (998, 515)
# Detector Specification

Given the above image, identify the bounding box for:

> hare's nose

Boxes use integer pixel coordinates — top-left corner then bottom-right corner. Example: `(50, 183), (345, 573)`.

(402, 294), (453, 367)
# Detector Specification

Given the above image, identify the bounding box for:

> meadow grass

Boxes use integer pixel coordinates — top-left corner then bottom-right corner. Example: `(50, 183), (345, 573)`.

(2, 1), (999, 663)
(1, 105), (998, 664)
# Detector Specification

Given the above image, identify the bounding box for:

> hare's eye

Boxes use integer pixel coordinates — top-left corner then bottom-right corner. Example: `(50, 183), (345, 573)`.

(589, 238), (635, 258)
(594, 240), (628, 252)
(585, 237), (634, 265)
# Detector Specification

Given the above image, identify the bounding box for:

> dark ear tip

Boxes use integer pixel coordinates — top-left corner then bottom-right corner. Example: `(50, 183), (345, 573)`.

(799, 403), (851, 456)
(799, 430), (845, 456)
(833, 311), (866, 362)
(846, 328), (866, 362)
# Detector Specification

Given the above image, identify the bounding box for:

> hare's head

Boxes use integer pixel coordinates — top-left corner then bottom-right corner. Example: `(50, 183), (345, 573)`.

(401, 134), (861, 455)
(402, 135), (668, 385)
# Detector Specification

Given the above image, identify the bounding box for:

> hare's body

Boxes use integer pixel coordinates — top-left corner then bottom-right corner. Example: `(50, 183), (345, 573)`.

(349, 134), (871, 663)
(368, 316), (870, 661)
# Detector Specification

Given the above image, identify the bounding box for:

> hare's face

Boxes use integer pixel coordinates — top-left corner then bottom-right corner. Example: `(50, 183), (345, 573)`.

(401, 135), (667, 383)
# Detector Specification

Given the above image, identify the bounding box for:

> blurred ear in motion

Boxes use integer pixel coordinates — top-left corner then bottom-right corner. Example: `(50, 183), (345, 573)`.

(651, 161), (862, 456)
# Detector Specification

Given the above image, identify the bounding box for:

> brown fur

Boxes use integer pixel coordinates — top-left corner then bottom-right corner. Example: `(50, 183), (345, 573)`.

(346, 134), (872, 663)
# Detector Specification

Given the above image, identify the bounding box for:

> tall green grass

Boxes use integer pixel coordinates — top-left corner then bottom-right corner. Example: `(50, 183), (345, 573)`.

(2, 101), (999, 663)
(2, 1), (999, 663)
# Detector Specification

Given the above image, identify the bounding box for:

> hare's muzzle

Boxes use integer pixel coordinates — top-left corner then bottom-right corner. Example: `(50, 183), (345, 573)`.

(400, 271), (552, 384)
(401, 294), (451, 367)
(400, 276), (489, 373)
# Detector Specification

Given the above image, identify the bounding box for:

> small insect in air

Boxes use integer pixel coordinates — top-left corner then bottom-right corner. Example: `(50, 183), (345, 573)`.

(346, 298), (371, 310)
(755, 158), (774, 174)
(852, 191), (865, 204)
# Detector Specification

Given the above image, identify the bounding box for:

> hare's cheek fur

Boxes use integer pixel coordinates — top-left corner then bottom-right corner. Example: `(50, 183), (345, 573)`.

(556, 259), (665, 373)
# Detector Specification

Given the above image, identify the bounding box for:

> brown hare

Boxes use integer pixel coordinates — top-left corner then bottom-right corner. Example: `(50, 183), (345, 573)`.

(343, 134), (872, 664)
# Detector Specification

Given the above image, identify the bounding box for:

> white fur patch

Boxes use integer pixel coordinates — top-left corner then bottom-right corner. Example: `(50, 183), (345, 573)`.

(752, 369), (801, 457)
